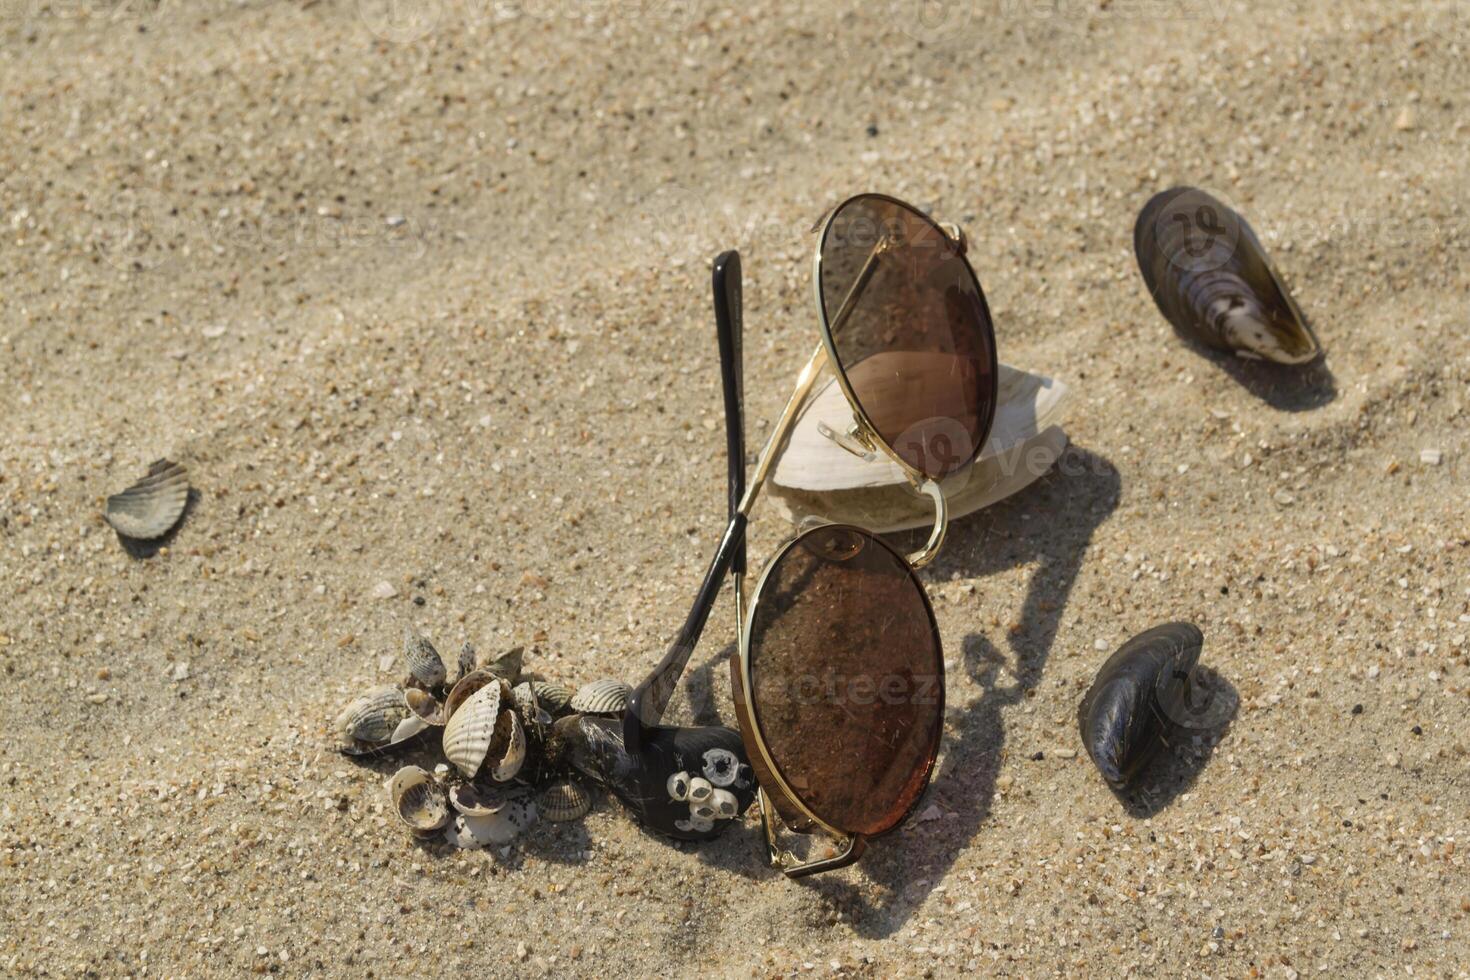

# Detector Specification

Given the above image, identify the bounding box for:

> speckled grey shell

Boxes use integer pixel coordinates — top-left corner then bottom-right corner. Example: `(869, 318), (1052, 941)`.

(538, 780), (593, 822)
(104, 459), (190, 540)
(456, 643), (478, 682)
(336, 685), (410, 744)
(569, 679), (631, 715)
(388, 765), (450, 834)
(402, 628), (445, 688)
(530, 680), (574, 717)
(511, 682), (539, 720)
(478, 645), (524, 685)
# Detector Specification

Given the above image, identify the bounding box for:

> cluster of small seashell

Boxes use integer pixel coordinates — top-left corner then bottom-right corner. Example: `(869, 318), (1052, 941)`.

(665, 748), (744, 834)
(333, 627), (630, 848)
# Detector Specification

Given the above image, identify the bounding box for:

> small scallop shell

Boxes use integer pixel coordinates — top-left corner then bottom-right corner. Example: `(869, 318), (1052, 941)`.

(448, 782), (509, 817)
(488, 710), (526, 783)
(442, 682), (505, 777)
(539, 780), (593, 823)
(569, 679), (631, 715)
(104, 459), (190, 540)
(404, 688), (446, 726)
(388, 765), (450, 834)
(530, 680), (574, 716)
(402, 628), (445, 688)
(336, 685), (410, 745)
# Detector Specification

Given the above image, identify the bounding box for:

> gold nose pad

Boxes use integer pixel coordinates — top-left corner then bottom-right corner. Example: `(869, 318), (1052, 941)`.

(817, 416), (877, 461)
(938, 221), (967, 254)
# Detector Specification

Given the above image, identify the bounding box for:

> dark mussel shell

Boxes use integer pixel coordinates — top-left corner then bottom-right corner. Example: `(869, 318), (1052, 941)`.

(547, 715), (756, 842)
(1134, 187), (1321, 365)
(1078, 622), (1215, 790)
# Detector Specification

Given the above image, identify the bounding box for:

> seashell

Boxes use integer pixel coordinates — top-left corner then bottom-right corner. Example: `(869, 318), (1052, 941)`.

(1134, 187), (1321, 365)
(404, 688), (446, 726)
(446, 799), (536, 848)
(104, 459), (190, 540)
(388, 765), (450, 835)
(448, 782), (509, 817)
(710, 788), (740, 820)
(477, 645), (524, 685)
(530, 680), (574, 717)
(690, 800), (717, 822)
(336, 685), (411, 745)
(390, 714), (429, 743)
(402, 628), (445, 688)
(1078, 622), (1223, 790)
(569, 678), (631, 715)
(442, 681), (505, 777)
(686, 777), (713, 805)
(701, 748), (740, 787)
(539, 780), (593, 822)
(456, 642), (478, 681)
(511, 682), (539, 721)
(443, 669), (503, 721)
(550, 715), (756, 842)
(769, 365), (1070, 533)
(488, 710), (526, 782)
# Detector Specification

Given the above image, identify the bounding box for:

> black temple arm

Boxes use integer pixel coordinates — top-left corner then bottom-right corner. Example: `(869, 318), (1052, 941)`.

(624, 250), (749, 752)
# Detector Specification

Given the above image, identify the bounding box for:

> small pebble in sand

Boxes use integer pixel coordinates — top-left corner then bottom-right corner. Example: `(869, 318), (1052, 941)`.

(1394, 106), (1417, 131)
(1418, 448), (1442, 466)
(172, 662), (189, 681)
(371, 581), (398, 600)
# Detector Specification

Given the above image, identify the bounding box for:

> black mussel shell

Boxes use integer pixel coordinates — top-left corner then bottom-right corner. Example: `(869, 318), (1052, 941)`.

(1134, 187), (1321, 365)
(548, 715), (756, 842)
(1078, 622), (1209, 790)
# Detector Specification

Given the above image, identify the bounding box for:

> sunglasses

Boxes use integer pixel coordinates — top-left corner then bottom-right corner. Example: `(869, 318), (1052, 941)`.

(599, 194), (997, 876)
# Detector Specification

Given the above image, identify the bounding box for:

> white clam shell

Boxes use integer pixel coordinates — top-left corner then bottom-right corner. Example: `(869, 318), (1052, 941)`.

(539, 780), (593, 822)
(530, 680), (574, 715)
(770, 364), (1070, 533)
(441, 681), (504, 777)
(488, 710), (526, 782)
(104, 459), (190, 540)
(336, 685), (410, 744)
(569, 678), (631, 715)
(402, 628), (446, 688)
(390, 715), (429, 744)
(388, 765), (449, 834)
(446, 800), (536, 848)
(448, 782), (508, 817)
(443, 669), (502, 721)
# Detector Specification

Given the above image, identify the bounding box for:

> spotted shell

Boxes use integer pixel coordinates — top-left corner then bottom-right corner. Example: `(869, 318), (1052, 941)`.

(336, 685), (410, 745)
(402, 628), (446, 688)
(388, 765), (450, 835)
(443, 669), (502, 721)
(530, 680), (574, 716)
(539, 780), (593, 823)
(488, 710), (526, 783)
(442, 681), (505, 777)
(511, 682), (539, 720)
(456, 643), (478, 681)
(104, 459), (190, 540)
(446, 800), (536, 848)
(569, 678), (631, 715)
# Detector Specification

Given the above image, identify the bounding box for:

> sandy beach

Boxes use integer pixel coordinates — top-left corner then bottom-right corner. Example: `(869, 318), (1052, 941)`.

(2, 0), (1468, 975)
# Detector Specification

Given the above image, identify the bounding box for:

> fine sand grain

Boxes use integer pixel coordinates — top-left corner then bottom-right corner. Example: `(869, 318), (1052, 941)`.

(2, 1), (1468, 975)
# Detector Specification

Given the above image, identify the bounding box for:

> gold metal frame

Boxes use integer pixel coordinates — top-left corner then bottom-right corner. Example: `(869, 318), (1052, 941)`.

(722, 194), (979, 876)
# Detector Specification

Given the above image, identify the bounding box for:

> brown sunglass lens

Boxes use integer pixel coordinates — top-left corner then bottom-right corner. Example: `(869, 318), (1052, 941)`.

(747, 525), (943, 837)
(819, 195), (996, 481)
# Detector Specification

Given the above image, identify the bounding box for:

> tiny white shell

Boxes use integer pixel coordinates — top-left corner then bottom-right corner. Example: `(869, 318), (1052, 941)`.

(390, 714), (429, 743)
(710, 788), (739, 820)
(687, 777), (713, 804)
(690, 800), (717, 822)
(442, 682), (504, 777)
(666, 771), (691, 802)
(702, 748), (740, 787)
(488, 710), (526, 782)
(388, 765), (449, 834)
(569, 678), (631, 715)
(688, 814), (714, 833)
(449, 782), (508, 817)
